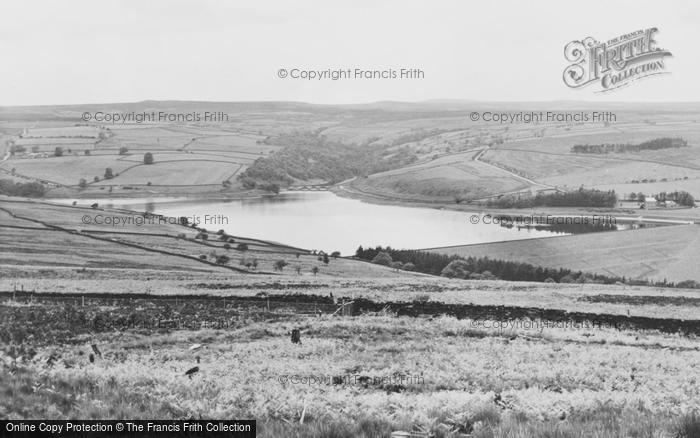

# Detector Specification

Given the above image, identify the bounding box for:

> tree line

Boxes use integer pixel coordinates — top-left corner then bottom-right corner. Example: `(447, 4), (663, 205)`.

(654, 190), (695, 207)
(238, 130), (418, 191)
(486, 188), (617, 209)
(628, 190), (695, 207)
(571, 137), (688, 154)
(355, 245), (699, 288)
(356, 245), (605, 282)
(0, 179), (46, 197)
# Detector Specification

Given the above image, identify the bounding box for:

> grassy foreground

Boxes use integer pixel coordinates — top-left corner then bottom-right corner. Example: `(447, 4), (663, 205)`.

(1, 298), (699, 438)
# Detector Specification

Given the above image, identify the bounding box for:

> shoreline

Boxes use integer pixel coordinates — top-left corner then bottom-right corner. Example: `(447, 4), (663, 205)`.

(28, 181), (700, 225)
(331, 181), (700, 224)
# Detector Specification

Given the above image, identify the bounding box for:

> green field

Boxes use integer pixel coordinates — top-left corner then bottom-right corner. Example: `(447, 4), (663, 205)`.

(4, 156), (135, 185)
(425, 224), (700, 283)
(349, 152), (528, 202)
(92, 160), (243, 186)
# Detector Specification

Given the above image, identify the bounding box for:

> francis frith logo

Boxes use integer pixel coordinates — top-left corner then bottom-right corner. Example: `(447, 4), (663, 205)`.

(563, 27), (672, 92)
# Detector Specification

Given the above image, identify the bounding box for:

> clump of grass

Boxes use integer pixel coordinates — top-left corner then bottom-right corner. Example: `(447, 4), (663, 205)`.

(471, 404), (502, 427)
(0, 366), (167, 420)
(492, 405), (669, 438)
(259, 418), (394, 438)
(424, 404), (502, 438)
(414, 294), (430, 303)
(675, 412), (700, 438)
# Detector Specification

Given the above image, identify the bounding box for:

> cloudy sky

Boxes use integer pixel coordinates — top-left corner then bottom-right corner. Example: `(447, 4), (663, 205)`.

(1, 0), (698, 105)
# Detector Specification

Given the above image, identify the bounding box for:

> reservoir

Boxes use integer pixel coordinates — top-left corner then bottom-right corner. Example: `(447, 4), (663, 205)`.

(57, 191), (631, 255)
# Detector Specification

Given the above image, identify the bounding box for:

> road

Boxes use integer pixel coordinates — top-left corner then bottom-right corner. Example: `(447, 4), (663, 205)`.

(470, 147), (559, 200)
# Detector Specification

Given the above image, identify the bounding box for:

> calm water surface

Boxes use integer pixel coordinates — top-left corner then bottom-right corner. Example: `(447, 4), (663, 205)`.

(68, 192), (570, 255)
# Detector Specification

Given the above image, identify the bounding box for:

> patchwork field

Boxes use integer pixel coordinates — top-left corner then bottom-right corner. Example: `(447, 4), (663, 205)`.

(3, 102), (700, 204)
(3, 155), (135, 185)
(115, 152), (248, 164)
(13, 137), (97, 149)
(0, 113), (276, 193)
(499, 122), (700, 155)
(92, 160), (243, 186)
(482, 148), (700, 191)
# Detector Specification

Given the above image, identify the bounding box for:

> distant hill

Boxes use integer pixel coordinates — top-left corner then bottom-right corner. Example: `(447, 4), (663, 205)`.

(4, 99), (700, 118)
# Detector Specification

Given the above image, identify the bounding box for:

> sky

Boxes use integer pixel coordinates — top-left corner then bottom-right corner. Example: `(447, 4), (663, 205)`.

(1, 0), (699, 105)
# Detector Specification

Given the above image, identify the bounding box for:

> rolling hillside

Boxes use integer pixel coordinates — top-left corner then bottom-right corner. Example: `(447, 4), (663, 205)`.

(425, 224), (700, 283)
